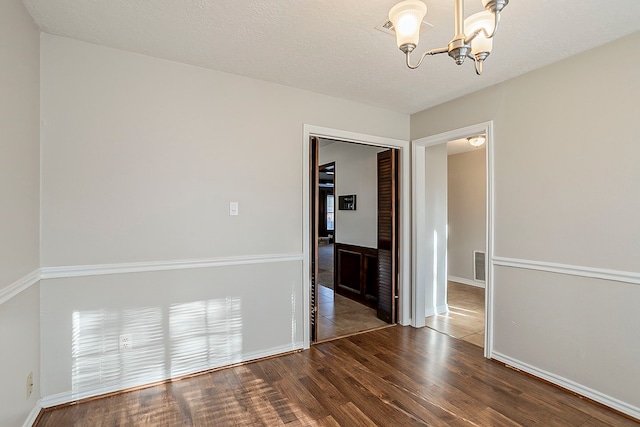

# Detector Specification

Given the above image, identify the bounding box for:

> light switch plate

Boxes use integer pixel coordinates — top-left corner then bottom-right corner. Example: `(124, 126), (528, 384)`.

(230, 202), (239, 216)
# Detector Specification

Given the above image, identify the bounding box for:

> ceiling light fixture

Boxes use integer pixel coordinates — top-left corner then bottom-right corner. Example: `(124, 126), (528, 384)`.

(388, 0), (508, 75)
(467, 135), (486, 147)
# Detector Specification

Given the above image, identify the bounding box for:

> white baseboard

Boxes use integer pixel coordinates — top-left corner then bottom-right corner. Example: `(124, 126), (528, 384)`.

(41, 342), (303, 408)
(492, 351), (640, 420)
(22, 400), (42, 427)
(448, 275), (485, 289)
(425, 304), (448, 318)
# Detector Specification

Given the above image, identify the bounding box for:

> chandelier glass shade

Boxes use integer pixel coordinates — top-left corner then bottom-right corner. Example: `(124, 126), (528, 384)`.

(388, 1), (427, 49)
(388, 0), (508, 75)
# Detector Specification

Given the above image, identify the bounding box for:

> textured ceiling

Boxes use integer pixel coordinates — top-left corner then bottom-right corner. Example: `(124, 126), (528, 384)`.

(447, 137), (481, 156)
(23, 0), (640, 114)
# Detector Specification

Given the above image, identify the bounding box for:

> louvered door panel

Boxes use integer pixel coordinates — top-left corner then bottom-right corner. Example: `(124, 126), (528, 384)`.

(310, 137), (319, 342)
(377, 149), (398, 323)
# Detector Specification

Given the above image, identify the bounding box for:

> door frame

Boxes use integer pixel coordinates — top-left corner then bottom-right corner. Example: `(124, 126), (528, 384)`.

(412, 121), (494, 358)
(302, 125), (410, 349)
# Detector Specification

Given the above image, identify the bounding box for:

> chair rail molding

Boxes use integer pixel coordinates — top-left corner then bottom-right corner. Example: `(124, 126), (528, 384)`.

(40, 253), (303, 280)
(0, 269), (40, 306)
(1, 253), (304, 306)
(492, 256), (640, 286)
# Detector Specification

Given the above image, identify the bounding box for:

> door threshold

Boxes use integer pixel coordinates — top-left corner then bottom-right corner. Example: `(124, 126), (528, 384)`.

(313, 324), (395, 345)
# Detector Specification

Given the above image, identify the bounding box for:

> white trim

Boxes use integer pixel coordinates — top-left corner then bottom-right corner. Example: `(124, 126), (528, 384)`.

(41, 342), (303, 408)
(412, 121), (494, 358)
(492, 351), (640, 421)
(424, 305), (448, 318)
(411, 142), (427, 327)
(40, 253), (303, 280)
(486, 121), (496, 358)
(448, 275), (485, 289)
(1, 254), (303, 305)
(0, 269), (40, 306)
(303, 125), (411, 349)
(22, 400), (42, 427)
(492, 256), (640, 286)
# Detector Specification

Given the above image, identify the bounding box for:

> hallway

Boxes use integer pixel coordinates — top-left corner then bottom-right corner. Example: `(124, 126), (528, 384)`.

(425, 281), (485, 347)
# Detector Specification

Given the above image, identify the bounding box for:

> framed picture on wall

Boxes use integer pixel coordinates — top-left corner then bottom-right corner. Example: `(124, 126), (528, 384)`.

(338, 195), (356, 210)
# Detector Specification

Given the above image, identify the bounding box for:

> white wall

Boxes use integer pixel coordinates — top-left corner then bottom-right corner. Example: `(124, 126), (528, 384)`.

(41, 262), (302, 401)
(411, 31), (640, 416)
(447, 148), (486, 284)
(319, 142), (386, 248)
(0, 1), (40, 288)
(0, 0), (41, 425)
(0, 285), (41, 427)
(40, 35), (408, 267)
(39, 34), (408, 403)
(424, 144), (448, 314)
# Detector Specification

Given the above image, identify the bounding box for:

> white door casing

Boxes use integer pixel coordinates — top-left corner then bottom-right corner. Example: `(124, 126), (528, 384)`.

(302, 125), (410, 348)
(411, 121), (494, 358)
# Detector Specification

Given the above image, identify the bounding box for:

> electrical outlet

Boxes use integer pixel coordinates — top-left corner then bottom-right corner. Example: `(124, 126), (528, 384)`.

(26, 372), (33, 399)
(119, 334), (132, 351)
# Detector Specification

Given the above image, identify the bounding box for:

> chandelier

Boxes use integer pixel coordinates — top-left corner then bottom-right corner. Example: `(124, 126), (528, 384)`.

(388, 0), (509, 75)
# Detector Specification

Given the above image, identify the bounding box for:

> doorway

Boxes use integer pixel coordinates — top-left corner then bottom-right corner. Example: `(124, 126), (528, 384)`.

(303, 125), (410, 349)
(424, 137), (487, 347)
(310, 137), (400, 343)
(412, 121), (493, 357)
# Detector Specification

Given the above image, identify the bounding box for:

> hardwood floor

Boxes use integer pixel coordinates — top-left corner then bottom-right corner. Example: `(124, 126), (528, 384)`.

(36, 326), (639, 426)
(426, 281), (485, 347)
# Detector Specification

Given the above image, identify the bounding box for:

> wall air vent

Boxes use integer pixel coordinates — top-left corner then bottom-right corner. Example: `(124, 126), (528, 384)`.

(474, 251), (486, 282)
(375, 18), (434, 37)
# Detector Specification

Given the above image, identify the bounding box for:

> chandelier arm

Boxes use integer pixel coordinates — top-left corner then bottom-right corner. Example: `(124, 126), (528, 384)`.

(488, 10), (500, 38)
(405, 46), (449, 69)
(466, 53), (484, 75)
(467, 53), (485, 76)
(474, 60), (483, 75)
(464, 11), (500, 45)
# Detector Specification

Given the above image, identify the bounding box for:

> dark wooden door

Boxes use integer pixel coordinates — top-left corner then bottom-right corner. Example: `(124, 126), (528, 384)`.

(377, 149), (399, 323)
(310, 137), (319, 342)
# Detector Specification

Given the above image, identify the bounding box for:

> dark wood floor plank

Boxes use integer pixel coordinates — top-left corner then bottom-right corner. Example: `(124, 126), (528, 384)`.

(346, 329), (539, 426)
(369, 328), (592, 426)
(315, 342), (463, 426)
(266, 358), (334, 422)
(311, 362), (424, 427)
(36, 326), (640, 427)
